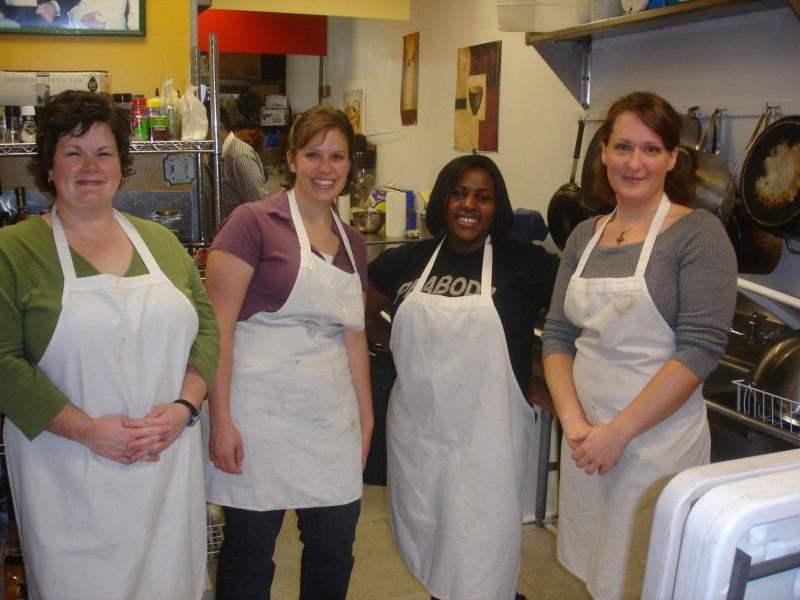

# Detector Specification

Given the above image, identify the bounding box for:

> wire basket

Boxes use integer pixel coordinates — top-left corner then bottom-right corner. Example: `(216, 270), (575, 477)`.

(734, 379), (800, 437)
(206, 503), (225, 561)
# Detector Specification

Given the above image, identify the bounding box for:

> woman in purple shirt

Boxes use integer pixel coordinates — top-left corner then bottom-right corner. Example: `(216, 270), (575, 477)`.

(202, 105), (373, 600)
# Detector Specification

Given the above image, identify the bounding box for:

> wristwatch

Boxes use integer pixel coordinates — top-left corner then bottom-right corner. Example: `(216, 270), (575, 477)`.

(174, 399), (200, 427)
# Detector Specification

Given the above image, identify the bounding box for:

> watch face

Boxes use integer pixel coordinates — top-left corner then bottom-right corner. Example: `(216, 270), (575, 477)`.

(621, 0), (648, 12)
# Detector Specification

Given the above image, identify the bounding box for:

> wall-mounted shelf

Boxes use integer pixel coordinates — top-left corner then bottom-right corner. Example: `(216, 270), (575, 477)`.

(0, 140), (214, 156)
(525, 0), (800, 107)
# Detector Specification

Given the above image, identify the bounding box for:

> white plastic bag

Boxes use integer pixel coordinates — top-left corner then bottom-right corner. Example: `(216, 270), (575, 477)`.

(179, 84), (208, 141)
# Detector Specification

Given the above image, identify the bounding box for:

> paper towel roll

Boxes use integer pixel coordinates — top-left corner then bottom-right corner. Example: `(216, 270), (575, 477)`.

(337, 194), (351, 225)
(385, 191), (407, 238)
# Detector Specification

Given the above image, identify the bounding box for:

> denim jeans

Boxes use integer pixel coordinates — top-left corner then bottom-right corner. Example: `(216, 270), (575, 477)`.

(215, 499), (361, 600)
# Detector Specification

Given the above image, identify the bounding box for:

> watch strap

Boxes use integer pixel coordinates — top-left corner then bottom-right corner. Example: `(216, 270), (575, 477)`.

(174, 399), (200, 427)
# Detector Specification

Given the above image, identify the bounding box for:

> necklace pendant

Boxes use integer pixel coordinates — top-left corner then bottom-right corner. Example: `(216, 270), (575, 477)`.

(615, 231), (625, 245)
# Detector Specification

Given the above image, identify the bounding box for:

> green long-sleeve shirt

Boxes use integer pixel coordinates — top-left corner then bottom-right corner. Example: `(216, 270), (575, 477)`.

(0, 213), (220, 440)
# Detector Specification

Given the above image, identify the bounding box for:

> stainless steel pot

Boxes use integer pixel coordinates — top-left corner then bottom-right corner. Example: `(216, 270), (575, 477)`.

(686, 108), (735, 224)
(750, 329), (800, 427)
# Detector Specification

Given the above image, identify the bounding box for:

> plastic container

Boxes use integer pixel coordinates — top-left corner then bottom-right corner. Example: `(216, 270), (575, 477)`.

(496, 0), (590, 32)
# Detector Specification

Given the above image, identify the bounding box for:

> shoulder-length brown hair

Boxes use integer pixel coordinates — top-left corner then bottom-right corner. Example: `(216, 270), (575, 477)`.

(592, 91), (694, 207)
(282, 104), (357, 195)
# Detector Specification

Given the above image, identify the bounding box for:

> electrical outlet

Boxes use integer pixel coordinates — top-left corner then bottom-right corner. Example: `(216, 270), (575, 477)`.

(163, 154), (195, 185)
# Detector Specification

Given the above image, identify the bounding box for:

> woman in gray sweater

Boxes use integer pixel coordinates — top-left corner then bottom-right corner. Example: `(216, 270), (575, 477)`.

(542, 91), (737, 600)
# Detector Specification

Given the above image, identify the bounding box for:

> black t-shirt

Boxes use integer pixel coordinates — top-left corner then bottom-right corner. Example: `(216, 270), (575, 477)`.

(368, 238), (560, 395)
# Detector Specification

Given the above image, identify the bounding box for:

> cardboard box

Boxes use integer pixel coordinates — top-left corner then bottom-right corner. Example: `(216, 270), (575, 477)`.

(496, 0), (590, 32)
(0, 70), (112, 106)
(249, 83), (282, 103)
(260, 108), (289, 126)
(266, 94), (288, 109)
(219, 53), (261, 81)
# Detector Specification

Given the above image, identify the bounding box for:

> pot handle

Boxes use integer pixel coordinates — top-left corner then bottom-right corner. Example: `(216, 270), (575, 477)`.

(697, 108), (721, 153)
(731, 102), (770, 179)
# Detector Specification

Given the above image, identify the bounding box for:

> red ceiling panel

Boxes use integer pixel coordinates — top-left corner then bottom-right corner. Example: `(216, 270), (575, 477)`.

(198, 10), (327, 56)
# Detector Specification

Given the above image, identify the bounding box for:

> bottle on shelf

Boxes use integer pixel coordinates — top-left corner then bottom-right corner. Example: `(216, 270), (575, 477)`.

(4, 106), (21, 144)
(20, 106), (37, 143)
(0, 179), (8, 227)
(14, 187), (28, 223)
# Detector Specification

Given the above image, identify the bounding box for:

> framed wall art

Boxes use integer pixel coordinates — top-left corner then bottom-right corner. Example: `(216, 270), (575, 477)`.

(0, 0), (145, 36)
(453, 40), (501, 153)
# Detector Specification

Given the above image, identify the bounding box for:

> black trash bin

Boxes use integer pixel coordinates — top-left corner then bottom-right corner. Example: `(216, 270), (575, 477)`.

(363, 344), (396, 486)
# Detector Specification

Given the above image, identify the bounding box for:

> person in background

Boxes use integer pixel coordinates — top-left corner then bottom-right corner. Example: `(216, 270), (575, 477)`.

(234, 125), (271, 180)
(207, 104), (270, 222)
(0, 0), (77, 28)
(0, 90), (219, 599)
(366, 154), (560, 600)
(542, 91), (737, 600)
(203, 104), (373, 600)
(67, 0), (138, 30)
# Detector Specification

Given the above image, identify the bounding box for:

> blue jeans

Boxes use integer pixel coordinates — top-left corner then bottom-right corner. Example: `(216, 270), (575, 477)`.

(215, 499), (361, 600)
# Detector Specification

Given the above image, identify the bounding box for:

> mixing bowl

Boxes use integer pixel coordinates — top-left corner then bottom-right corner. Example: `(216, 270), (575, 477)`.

(352, 210), (385, 233)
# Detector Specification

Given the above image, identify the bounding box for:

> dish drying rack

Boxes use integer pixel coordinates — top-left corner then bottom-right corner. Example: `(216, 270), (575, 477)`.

(206, 503), (225, 560)
(734, 380), (800, 437)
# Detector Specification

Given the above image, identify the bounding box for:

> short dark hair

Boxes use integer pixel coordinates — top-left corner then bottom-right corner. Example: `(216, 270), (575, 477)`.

(282, 104), (356, 195)
(425, 154), (515, 243)
(30, 90), (133, 196)
(592, 91), (694, 207)
(203, 101), (231, 131)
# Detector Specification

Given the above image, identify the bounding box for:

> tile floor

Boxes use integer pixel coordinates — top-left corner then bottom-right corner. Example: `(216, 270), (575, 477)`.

(206, 484), (592, 599)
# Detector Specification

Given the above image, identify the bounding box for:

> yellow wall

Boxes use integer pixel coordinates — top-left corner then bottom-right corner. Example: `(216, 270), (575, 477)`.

(0, 2), (192, 97)
(212, 0), (410, 20)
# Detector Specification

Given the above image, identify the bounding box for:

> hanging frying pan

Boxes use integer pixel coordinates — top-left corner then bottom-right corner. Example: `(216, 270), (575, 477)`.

(547, 118), (590, 250)
(741, 115), (800, 244)
(580, 108), (703, 213)
(726, 198), (783, 274)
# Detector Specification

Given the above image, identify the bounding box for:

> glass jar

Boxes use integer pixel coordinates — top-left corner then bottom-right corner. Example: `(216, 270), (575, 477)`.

(151, 208), (182, 238)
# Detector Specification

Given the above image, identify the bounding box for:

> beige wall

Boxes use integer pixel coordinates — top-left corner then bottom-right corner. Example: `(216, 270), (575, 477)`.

(0, 2), (192, 97)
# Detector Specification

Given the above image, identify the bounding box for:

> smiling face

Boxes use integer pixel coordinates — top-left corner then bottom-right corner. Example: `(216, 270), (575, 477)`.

(287, 127), (351, 207)
(601, 111), (678, 207)
(444, 167), (496, 253)
(48, 122), (123, 212)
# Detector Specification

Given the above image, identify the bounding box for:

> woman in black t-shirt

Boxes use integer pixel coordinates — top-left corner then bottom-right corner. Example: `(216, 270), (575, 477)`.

(366, 155), (559, 600)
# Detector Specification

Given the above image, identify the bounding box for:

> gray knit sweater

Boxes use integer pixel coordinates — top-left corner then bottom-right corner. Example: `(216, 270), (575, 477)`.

(542, 209), (737, 380)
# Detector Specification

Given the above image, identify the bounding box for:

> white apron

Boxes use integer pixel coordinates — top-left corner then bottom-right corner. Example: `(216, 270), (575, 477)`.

(557, 194), (709, 600)
(204, 190), (364, 509)
(387, 237), (536, 600)
(4, 206), (205, 600)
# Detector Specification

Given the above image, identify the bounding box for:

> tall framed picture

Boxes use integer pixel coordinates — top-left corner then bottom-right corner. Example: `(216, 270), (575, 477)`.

(0, 0), (145, 36)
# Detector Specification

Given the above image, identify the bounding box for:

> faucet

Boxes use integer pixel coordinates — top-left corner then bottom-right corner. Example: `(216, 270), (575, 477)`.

(731, 312), (774, 345)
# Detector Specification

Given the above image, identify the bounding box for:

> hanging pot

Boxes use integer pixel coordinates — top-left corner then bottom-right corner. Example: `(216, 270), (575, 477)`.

(580, 108), (703, 214)
(547, 118), (591, 250)
(741, 115), (800, 243)
(686, 108), (735, 224)
(725, 198), (783, 275)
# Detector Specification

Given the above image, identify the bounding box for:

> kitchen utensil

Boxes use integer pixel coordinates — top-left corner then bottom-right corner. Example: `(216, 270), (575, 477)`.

(750, 328), (800, 427)
(547, 118), (591, 250)
(725, 198), (783, 275)
(741, 115), (800, 243)
(352, 209), (386, 233)
(686, 108), (735, 224)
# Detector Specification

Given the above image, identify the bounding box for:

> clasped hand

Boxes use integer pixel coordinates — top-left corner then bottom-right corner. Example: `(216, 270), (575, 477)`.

(566, 423), (628, 476)
(88, 403), (189, 465)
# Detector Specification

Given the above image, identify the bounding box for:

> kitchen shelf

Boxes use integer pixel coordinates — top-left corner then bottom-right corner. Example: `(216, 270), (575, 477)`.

(525, 0), (800, 107)
(0, 140), (214, 156)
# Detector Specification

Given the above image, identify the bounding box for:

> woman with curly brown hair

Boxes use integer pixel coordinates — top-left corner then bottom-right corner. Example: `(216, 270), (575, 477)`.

(0, 90), (219, 599)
